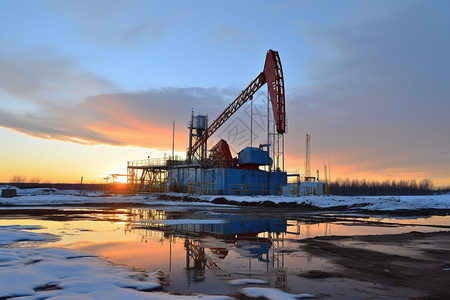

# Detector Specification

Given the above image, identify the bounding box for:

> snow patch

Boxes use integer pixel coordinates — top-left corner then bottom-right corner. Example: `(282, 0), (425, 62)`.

(0, 224), (45, 230)
(0, 225), (233, 299)
(0, 246), (160, 299)
(1, 187), (450, 212)
(228, 278), (268, 285)
(0, 225), (58, 245)
(241, 287), (315, 299)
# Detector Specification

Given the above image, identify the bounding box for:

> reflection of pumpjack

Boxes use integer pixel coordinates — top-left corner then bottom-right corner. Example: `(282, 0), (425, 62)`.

(184, 239), (220, 284)
(235, 239), (272, 263)
(128, 209), (293, 289)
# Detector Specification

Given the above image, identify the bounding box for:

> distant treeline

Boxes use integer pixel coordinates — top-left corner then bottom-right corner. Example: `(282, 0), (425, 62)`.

(329, 178), (437, 196)
(2, 182), (106, 191)
(2, 182), (130, 193)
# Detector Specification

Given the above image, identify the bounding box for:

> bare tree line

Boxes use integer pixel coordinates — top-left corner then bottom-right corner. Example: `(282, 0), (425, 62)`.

(9, 175), (42, 184)
(7, 174), (444, 196)
(330, 178), (435, 196)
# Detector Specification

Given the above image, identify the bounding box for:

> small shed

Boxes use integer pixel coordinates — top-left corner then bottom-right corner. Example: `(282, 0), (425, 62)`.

(2, 189), (17, 198)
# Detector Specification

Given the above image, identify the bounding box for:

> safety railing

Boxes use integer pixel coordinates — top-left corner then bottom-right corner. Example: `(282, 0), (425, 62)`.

(187, 183), (218, 195)
(127, 181), (167, 193)
(186, 182), (282, 196)
(128, 156), (185, 168)
(230, 183), (281, 196)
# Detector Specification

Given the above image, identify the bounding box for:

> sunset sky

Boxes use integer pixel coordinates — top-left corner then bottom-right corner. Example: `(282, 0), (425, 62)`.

(1, 0), (449, 186)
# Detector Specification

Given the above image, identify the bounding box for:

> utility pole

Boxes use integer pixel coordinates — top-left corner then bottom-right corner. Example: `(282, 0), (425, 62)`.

(328, 155), (331, 183)
(305, 134), (311, 179)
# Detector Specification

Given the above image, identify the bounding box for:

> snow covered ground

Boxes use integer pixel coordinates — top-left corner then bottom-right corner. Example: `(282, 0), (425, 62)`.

(1, 186), (449, 211)
(0, 225), (235, 299)
(1, 187), (448, 298)
(241, 288), (314, 300)
(215, 194), (450, 211)
(0, 224), (317, 299)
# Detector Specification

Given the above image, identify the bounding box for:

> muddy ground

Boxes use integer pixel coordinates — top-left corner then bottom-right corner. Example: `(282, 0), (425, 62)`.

(297, 231), (450, 299)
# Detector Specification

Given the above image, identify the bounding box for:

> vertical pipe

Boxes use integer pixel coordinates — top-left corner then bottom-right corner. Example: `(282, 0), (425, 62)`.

(186, 241), (190, 269)
(267, 91), (271, 172)
(188, 110), (193, 162)
(172, 120), (175, 160)
(305, 134), (311, 178)
(277, 133), (280, 171)
(169, 235), (172, 272)
(282, 134), (285, 171)
(250, 96), (253, 147)
(204, 116), (208, 161)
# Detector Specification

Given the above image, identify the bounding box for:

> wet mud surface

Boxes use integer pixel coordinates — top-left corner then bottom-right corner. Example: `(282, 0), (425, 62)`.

(298, 231), (450, 299)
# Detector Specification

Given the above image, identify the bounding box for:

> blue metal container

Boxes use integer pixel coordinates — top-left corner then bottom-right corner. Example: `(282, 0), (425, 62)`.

(167, 166), (287, 196)
(238, 147), (272, 166)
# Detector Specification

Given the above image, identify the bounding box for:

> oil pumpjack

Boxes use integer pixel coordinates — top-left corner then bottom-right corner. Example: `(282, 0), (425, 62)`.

(128, 50), (288, 195)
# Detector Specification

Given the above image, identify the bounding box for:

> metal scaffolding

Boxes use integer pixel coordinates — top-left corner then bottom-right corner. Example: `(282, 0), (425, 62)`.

(127, 158), (168, 192)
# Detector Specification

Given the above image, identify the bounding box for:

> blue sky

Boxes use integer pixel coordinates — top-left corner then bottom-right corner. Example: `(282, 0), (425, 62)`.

(0, 0), (449, 186)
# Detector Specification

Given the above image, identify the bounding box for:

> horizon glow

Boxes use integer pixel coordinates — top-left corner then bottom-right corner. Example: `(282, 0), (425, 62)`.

(1, 0), (449, 187)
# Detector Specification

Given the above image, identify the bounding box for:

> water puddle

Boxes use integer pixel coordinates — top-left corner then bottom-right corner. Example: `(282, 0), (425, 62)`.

(1, 206), (449, 298)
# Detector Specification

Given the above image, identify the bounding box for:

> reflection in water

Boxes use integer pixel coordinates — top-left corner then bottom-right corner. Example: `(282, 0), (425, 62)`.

(300, 222), (333, 238)
(3, 208), (448, 297)
(126, 208), (294, 291)
(44, 207), (448, 296)
(185, 239), (220, 283)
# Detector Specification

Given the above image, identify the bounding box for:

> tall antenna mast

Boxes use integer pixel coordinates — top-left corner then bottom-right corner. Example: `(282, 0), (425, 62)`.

(305, 134), (311, 178)
(328, 155), (331, 183)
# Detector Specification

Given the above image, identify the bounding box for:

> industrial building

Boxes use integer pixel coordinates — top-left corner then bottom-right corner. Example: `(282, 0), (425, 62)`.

(127, 50), (328, 196)
(281, 134), (330, 196)
(127, 50), (287, 195)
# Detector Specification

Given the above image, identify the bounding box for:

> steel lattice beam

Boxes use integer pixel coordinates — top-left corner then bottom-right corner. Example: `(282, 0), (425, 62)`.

(188, 73), (265, 158)
(187, 50), (286, 160)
